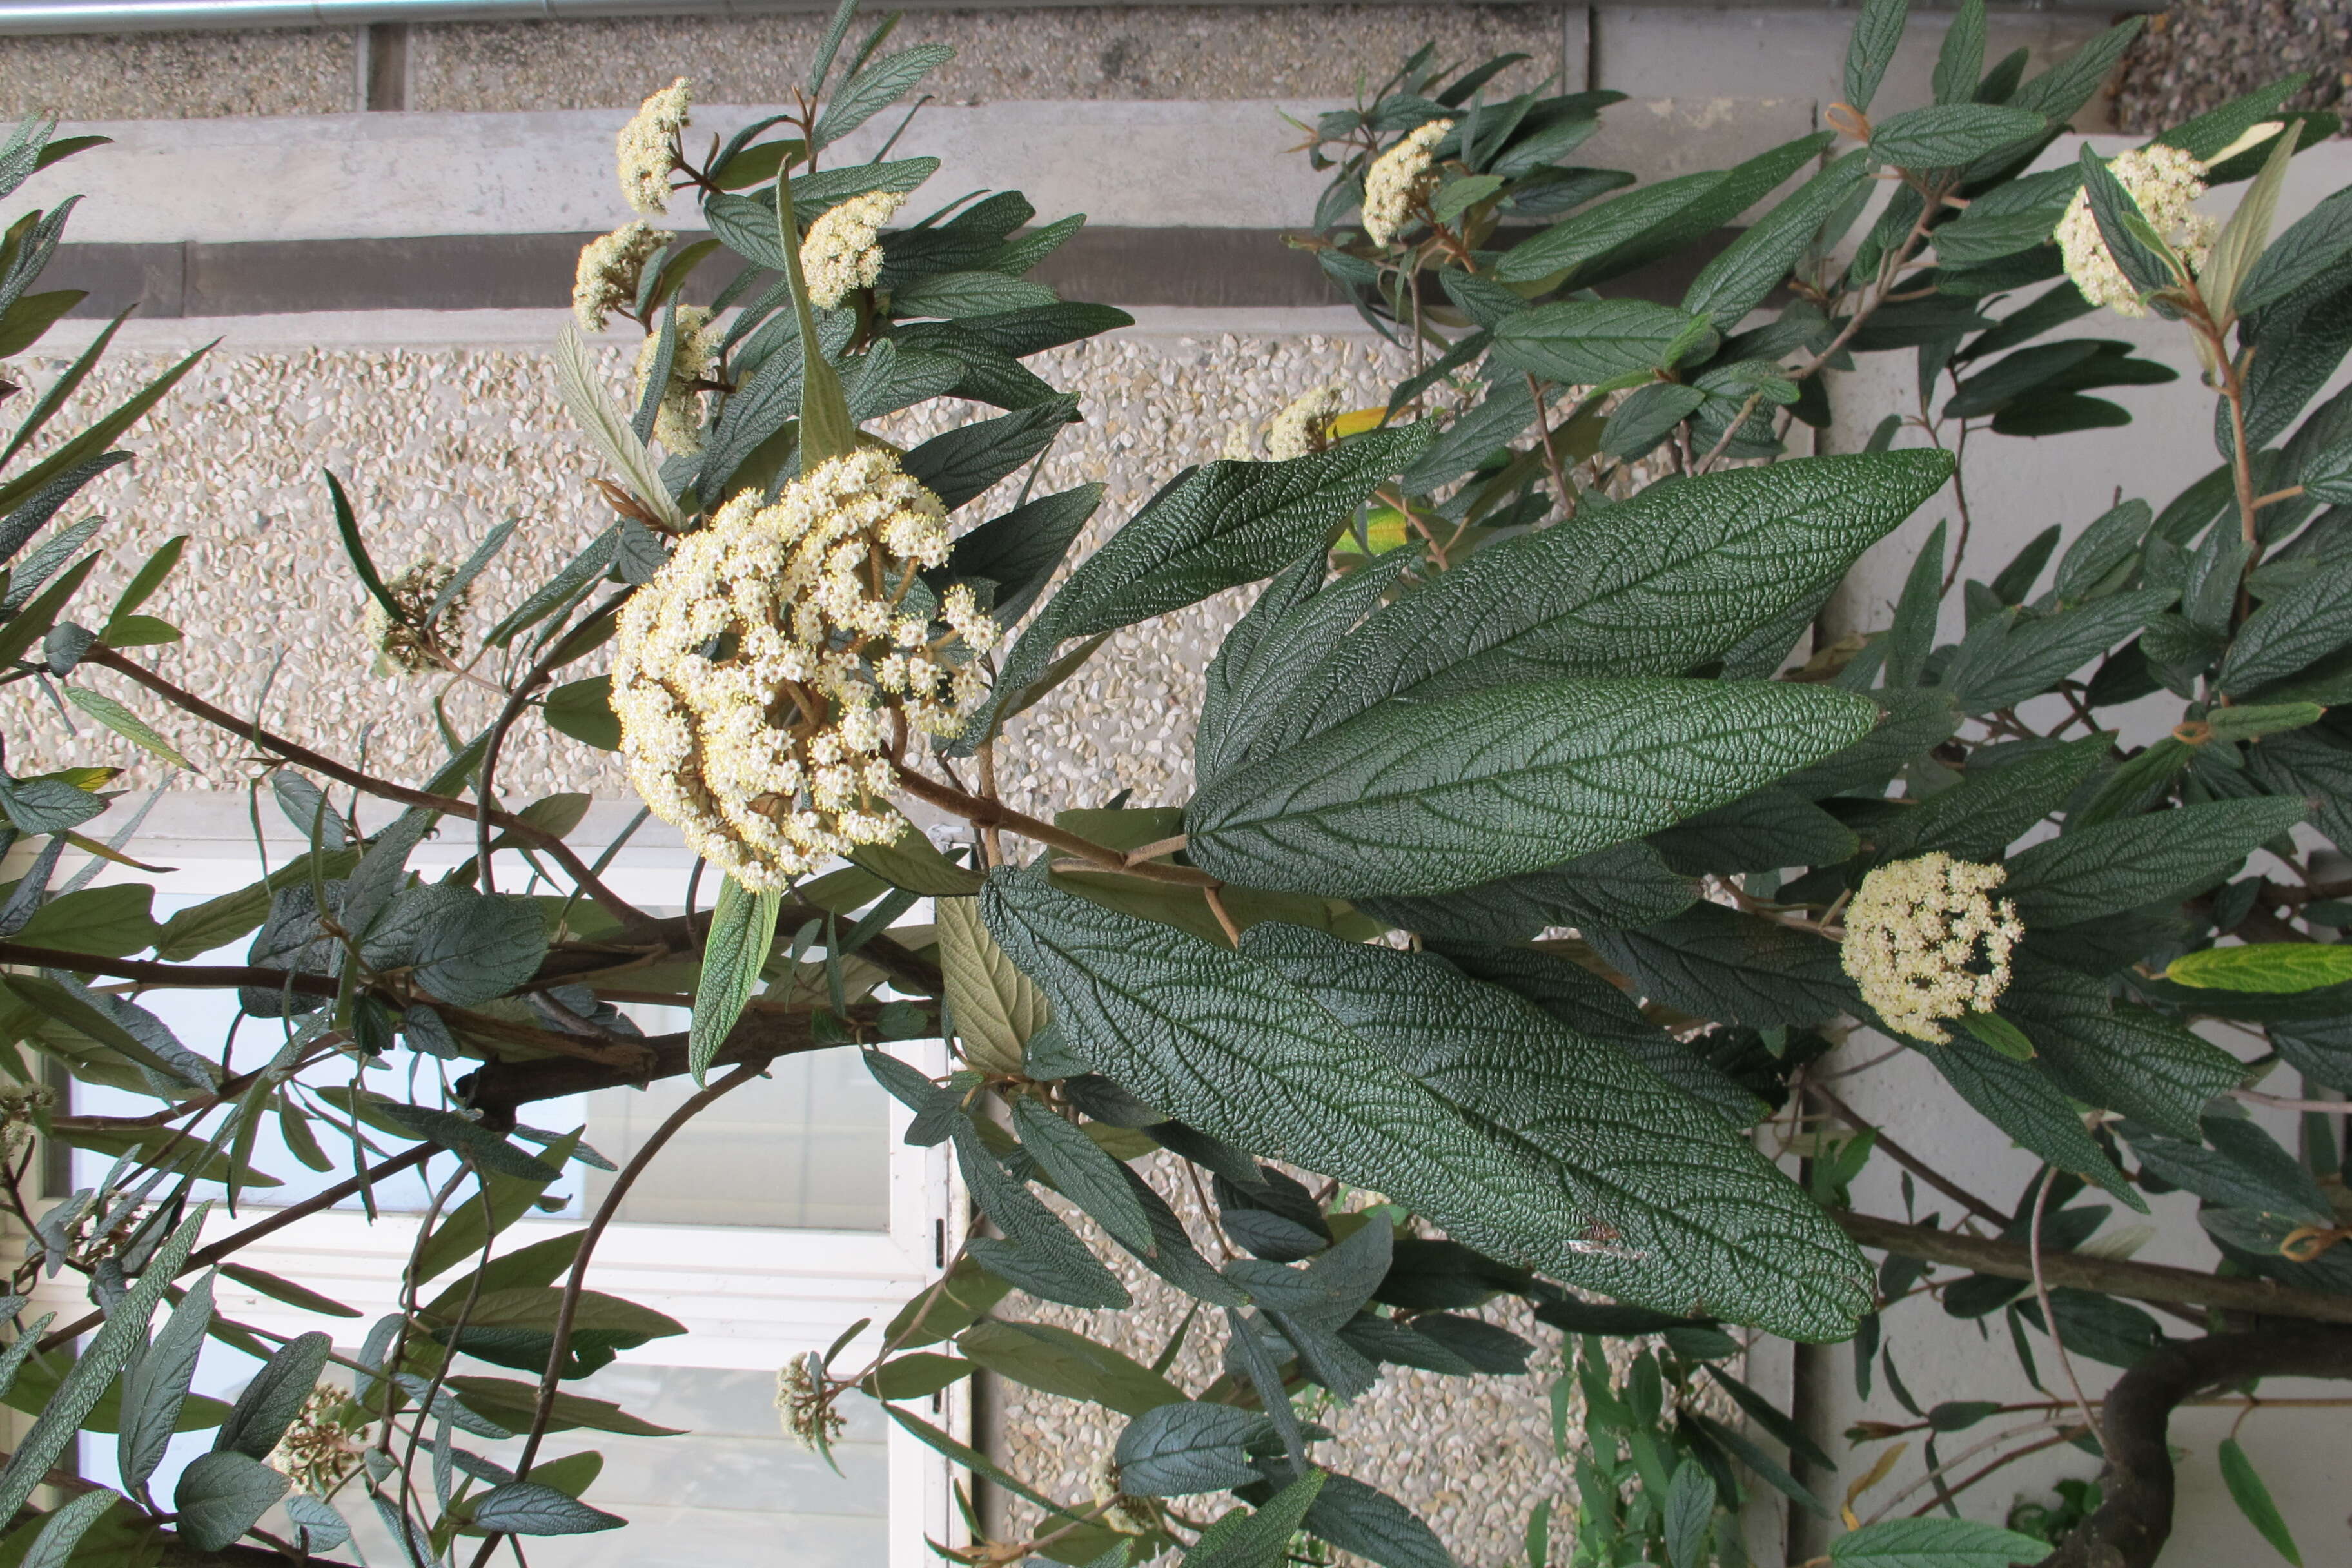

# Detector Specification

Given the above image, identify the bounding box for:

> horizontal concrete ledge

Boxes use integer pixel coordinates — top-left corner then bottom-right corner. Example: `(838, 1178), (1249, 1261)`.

(0, 0), (2163, 35)
(47, 220), (1736, 318)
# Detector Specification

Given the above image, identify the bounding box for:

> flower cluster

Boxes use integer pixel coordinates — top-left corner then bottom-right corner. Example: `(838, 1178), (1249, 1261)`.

(1362, 118), (1454, 247)
(617, 77), (692, 215)
(2056, 144), (2216, 317)
(1840, 852), (2025, 1043)
(573, 220), (672, 333)
(363, 558), (469, 678)
(266, 1384), (370, 1496)
(1266, 384), (1345, 460)
(774, 1354), (845, 1453)
(631, 304), (718, 455)
(802, 190), (905, 309)
(611, 447), (997, 890)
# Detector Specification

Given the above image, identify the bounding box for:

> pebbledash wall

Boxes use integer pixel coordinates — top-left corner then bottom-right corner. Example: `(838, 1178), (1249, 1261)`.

(17, 4), (2349, 1565)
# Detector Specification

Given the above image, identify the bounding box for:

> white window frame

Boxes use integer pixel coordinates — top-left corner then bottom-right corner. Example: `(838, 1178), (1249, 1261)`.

(53, 793), (969, 1566)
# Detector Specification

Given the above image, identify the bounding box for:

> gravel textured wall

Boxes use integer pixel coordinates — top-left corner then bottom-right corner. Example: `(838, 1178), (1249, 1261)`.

(405, 5), (1560, 111)
(2115, 0), (2351, 133)
(0, 28), (353, 121)
(0, 328), (1409, 817)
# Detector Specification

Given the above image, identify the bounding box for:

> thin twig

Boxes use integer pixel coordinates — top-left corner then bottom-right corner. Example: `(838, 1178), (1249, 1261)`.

(467, 1058), (768, 1568)
(2032, 1165), (2106, 1451)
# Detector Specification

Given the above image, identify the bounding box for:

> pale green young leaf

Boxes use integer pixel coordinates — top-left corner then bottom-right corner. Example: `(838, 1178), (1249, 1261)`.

(2167, 943), (2352, 994)
(551, 324), (685, 530)
(2203, 123), (2297, 321)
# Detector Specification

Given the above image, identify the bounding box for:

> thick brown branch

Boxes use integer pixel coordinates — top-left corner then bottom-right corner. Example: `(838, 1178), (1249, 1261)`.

(1839, 1211), (2352, 1325)
(541, 908), (944, 999)
(2038, 1326), (2352, 1568)
(457, 1001), (888, 1115)
(84, 647), (646, 929)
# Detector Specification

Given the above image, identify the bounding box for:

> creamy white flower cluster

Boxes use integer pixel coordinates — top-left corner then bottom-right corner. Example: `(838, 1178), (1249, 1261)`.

(802, 190), (906, 309)
(2056, 144), (2217, 318)
(363, 558), (469, 678)
(773, 1354), (845, 1453)
(1088, 1455), (1161, 1536)
(573, 220), (672, 333)
(611, 447), (997, 890)
(631, 304), (718, 455)
(1362, 118), (1455, 247)
(617, 77), (692, 215)
(266, 1384), (369, 1496)
(1840, 852), (2025, 1044)
(1266, 384), (1345, 459)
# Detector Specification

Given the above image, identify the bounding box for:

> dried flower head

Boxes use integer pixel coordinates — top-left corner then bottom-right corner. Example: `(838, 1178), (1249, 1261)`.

(1266, 385), (1345, 460)
(617, 77), (692, 215)
(611, 447), (997, 890)
(362, 559), (468, 678)
(801, 190), (906, 309)
(573, 220), (673, 333)
(1362, 118), (1455, 247)
(267, 1384), (370, 1496)
(1841, 852), (2024, 1043)
(631, 305), (718, 455)
(1086, 1455), (1161, 1536)
(2056, 144), (2217, 317)
(774, 1353), (845, 1453)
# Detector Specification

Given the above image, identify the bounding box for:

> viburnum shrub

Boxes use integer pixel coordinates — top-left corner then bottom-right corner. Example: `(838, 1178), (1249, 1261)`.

(1, 1), (2350, 1565)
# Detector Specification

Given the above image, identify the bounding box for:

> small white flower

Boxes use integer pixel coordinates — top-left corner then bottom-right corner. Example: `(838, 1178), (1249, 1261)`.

(801, 190), (906, 309)
(617, 77), (692, 215)
(1266, 385), (1345, 460)
(2056, 144), (2217, 318)
(1840, 852), (2025, 1044)
(773, 1355), (844, 1453)
(1362, 118), (1455, 247)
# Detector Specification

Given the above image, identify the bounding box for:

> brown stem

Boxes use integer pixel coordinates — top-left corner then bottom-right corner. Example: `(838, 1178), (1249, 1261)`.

(457, 1000), (890, 1116)
(2037, 1326), (2352, 1568)
(2032, 1165), (2105, 1449)
(35, 1142), (436, 1353)
(1692, 387), (1767, 475)
(1839, 1211), (2352, 1325)
(891, 767), (1219, 887)
(475, 593), (627, 898)
(84, 647), (646, 930)
(468, 1059), (766, 1568)
(1524, 373), (1574, 516)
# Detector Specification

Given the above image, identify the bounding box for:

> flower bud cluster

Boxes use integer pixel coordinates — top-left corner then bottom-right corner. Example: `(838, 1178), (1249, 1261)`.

(1362, 119), (1455, 247)
(802, 190), (906, 309)
(1266, 384), (1345, 460)
(573, 220), (672, 333)
(774, 1354), (846, 1453)
(266, 1384), (370, 1496)
(617, 77), (692, 215)
(363, 558), (469, 678)
(611, 448), (997, 890)
(1840, 852), (2024, 1043)
(2056, 144), (2217, 317)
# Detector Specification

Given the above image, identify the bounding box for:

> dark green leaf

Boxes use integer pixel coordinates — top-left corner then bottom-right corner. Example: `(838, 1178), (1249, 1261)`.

(1828, 1515), (2053, 1567)
(1188, 676), (1879, 899)
(985, 872), (1871, 1340)
(172, 1452), (287, 1553)
(1489, 300), (1715, 388)
(958, 1319), (1183, 1417)
(2004, 797), (2306, 926)
(470, 1481), (626, 1536)
(1870, 104), (2044, 168)
(1115, 1401), (1275, 1496)
(2219, 1438), (2303, 1566)
(1927, 1036), (2142, 1207)
(1844, 0), (1910, 110)
(1585, 903), (1856, 1028)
